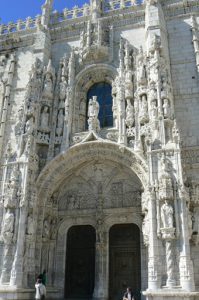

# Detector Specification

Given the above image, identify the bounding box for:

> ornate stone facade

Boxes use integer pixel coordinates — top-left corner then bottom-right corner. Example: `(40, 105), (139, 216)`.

(0, 0), (199, 299)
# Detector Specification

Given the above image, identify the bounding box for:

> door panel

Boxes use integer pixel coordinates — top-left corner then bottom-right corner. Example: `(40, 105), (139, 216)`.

(109, 224), (141, 300)
(65, 225), (96, 299)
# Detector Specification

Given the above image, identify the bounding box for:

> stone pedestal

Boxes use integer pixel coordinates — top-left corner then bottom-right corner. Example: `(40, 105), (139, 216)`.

(143, 289), (199, 300)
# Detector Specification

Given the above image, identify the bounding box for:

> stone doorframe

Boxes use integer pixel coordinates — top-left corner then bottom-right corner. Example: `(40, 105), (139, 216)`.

(36, 141), (148, 298)
(54, 211), (146, 300)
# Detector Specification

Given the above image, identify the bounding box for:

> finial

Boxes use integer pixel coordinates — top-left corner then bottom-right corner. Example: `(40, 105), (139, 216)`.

(41, 0), (54, 29)
(90, 0), (102, 21)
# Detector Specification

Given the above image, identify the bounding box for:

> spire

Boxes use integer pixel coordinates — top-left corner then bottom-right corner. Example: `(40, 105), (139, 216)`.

(90, 0), (102, 21)
(41, 0), (54, 29)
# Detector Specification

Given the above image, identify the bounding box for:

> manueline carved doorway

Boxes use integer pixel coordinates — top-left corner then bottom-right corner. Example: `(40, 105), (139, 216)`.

(65, 225), (96, 299)
(109, 224), (141, 300)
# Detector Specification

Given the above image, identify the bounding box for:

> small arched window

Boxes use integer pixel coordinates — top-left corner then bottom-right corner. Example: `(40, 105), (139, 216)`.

(87, 82), (113, 128)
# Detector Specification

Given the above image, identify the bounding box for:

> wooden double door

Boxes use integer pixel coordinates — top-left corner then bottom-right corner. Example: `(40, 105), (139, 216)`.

(109, 224), (141, 300)
(65, 224), (141, 300)
(65, 225), (96, 299)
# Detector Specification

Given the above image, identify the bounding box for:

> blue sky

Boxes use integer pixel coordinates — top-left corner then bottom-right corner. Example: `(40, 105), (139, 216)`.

(0, 0), (90, 24)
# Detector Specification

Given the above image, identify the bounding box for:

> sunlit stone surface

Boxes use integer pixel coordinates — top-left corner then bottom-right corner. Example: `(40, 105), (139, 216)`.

(0, 0), (199, 299)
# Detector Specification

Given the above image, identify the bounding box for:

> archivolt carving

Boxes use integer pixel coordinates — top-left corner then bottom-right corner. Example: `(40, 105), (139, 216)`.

(36, 142), (148, 205)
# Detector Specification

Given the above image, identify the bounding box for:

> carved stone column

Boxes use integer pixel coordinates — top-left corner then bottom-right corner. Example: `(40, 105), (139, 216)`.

(178, 186), (195, 292)
(0, 243), (13, 284)
(10, 206), (28, 286)
(117, 82), (126, 145)
(93, 221), (109, 300)
(161, 228), (176, 287)
(147, 186), (161, 290)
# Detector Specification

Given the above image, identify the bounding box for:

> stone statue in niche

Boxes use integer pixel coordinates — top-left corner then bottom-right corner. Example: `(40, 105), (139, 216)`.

(137, 47), (147, 86)
(43, 217), (50, 239)
(125, 99), (134, 128)
(1, 210), (15, 244)
(67, 194), (80, 210)
(25, 117), (34, 135)
(59, 76), (67, 101)
(4, 166), (20, 208)
(150, 100), (158, 121)
(161, 200), (174, 228)
(88, 96), (100, 132)
(163, 99), (171, 119)
(139, 94), (148, 124)
(15, 106), (24, 137)
(43, 73), (53, 100)
(26, 214), (34, 236)
(19, 117), (34, 157)
(40, 106), (50, 131)
(56, 109), (64, 136)
(96, 218), (105, 244)
(51, 218), (57, 240)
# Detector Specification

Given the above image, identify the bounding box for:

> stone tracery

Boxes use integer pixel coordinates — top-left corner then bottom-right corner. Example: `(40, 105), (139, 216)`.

(0, 0), (198, 299)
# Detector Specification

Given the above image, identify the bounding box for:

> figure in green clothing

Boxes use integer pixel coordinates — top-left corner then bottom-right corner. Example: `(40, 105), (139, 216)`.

(38, 270), (47, 286)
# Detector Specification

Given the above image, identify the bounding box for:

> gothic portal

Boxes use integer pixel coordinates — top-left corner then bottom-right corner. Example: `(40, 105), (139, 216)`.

(0, 0), (199, 300)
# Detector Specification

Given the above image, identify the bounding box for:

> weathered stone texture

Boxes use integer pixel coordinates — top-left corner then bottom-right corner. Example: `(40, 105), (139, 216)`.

(0, 0), (199, 299)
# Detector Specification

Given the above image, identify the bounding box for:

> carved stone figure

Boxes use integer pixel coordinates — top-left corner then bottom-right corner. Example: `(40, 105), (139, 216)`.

(40, 106), (50, 131)
(139, 94), (148, 124)
(59, 76), (67, 101)
(43, 218), (50, 239)
(163, 99), (171, 119)
(88, 96), (100, 132)
(25, 117), (34, 135)
(43, 73), (53, 99)
(96, 218), (104, 244)
(56, 109), (64, 136)
(26, 214), (34, 236)
(14, 106), (24, 137)
(137, 47), (147, 86)
(150, 100), (158, 121)
(161, 200), (174, 228)
(125, 99), (134, 128)
(2, 210), (14, 244)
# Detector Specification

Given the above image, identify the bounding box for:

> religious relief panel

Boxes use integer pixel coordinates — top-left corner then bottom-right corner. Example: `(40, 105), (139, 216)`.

(57, 162), (142, 212)
(104, 178), (141, 209)
(58, 181), (97, 211)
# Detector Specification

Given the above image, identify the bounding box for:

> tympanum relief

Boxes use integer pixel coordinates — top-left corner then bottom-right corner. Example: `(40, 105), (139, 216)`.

(57, 161), (142, 211)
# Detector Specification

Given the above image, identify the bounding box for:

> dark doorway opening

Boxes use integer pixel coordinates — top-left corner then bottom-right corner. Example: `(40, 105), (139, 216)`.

(109, 224), (141, 300)
(65, 225), (96, 299)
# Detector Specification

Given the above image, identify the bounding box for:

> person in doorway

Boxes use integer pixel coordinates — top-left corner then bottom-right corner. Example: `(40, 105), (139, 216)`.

(35, 278), (46, 300)
(38, 269), (47, 286)
(123, 287), (135, 300)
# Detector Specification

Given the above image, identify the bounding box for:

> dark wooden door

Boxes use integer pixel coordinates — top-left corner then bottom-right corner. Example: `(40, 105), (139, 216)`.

(65, 225), (96, 299)
(109, 224), (141, 300)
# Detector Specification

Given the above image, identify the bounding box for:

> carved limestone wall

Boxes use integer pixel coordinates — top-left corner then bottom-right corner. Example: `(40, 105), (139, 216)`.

(0, 0), (198, 299)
